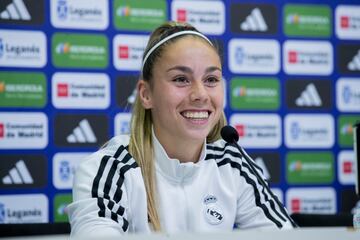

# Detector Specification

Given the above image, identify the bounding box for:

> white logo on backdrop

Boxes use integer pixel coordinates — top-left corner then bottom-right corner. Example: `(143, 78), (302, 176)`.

(0, 194), (48, 223)
(114, 113), (132, 136)
(2, 160), (33, 185)
(229, 39), (280, 74)
(335, 5), (360, 40)
(286, 187), (336, 214)
(52, 72), (110, 109)
(347, 50), (360, 71)
(285, 114), (334, 148)
(171, 0), (225, 35)
(113, 34), (148, 71)
(296, 83), (322, 107)
(66, 119), (97, 143)
(283, 40), (333, 75)
(229, 113), (281, 148)
(240, 8), (268, 32)
(50, 0), (108, 30)
(53, 152), (89, 189)
(0, 112), (48, 149)
(338, 150), (355, 185)
(0, 30), (46, 68)
(336, 78), (360, 112)
(0, 0), (30, 20)
(127, 88), (137, 105)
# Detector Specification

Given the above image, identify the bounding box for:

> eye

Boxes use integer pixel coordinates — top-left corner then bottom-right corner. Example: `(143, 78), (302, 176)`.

(172, 76), (190, 86)
(204, 76), (220, 87)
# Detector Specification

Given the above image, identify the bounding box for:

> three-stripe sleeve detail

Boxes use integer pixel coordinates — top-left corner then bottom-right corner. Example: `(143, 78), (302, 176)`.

(206, 144), (290, 228)
(91, 144), (138, 232)
(206, 144), (264, 174)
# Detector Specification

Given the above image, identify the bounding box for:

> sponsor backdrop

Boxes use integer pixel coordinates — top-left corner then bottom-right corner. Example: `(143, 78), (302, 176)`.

(0, 0), (359, 224)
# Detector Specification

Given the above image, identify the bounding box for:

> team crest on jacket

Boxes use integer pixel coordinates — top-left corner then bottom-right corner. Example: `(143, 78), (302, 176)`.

(203, 195), (224, 225)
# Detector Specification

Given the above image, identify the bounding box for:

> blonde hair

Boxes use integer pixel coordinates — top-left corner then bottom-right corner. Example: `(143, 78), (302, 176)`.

(128, 21), (226, 231)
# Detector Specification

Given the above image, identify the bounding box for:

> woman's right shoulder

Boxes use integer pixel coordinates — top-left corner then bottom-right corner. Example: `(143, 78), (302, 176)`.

(72, 135), (141, 198)
(75, 135), (138, 179)
(82, 135), (131, 163)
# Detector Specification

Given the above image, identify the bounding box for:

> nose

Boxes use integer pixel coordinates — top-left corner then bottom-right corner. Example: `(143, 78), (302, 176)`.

(190, 81), (208, 103)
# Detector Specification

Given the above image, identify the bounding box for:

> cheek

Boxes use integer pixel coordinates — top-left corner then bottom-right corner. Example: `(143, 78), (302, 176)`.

(152, 86), (183, 110)
(211, 89), (224, 107)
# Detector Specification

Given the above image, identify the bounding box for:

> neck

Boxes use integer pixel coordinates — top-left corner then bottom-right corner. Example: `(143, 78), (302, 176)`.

(153, 130), (204, 163)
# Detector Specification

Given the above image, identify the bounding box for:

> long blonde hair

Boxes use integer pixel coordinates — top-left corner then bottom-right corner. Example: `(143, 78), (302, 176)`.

(128, 21), (226, 231)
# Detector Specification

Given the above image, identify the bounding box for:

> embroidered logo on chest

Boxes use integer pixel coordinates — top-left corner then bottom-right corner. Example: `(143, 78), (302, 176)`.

(203, 195), (224, 225)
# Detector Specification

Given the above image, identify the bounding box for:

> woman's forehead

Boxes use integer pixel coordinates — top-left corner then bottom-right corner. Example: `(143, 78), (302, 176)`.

(160, 36), (220, 63)
(165, 35), (213, 50)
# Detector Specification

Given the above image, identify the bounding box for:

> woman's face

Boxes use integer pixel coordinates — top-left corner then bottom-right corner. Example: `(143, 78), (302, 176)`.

(139, 36), (224, 146)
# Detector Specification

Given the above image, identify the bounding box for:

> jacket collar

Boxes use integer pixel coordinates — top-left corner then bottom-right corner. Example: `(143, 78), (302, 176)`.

(152, 128), (206, 184)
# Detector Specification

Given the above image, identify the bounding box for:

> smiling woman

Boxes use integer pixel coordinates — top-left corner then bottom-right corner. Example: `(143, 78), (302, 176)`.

(138, 32), (224, 162)
(68, 21), (295, 237)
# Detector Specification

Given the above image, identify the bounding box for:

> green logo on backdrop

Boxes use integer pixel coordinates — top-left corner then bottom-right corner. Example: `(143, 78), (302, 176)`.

(284, 4), (331, 37)
(0, 72), (46, 108)
(52, 33), (108, 68)
(114, 0), (167, 31)
(231, 77), (279, 110)
(286, 152), (334, 184)
(54, 193), (72, 223)
(338, 115), (360, 147)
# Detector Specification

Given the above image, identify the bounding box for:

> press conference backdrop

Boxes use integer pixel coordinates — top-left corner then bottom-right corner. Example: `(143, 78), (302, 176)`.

(0, 0), (359, 224)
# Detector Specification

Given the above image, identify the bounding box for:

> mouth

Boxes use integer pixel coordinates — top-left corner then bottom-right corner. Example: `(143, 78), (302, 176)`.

(180, 110), (211, 120)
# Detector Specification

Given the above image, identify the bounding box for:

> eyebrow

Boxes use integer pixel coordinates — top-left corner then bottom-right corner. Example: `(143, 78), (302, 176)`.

(166, 65), (222, 74)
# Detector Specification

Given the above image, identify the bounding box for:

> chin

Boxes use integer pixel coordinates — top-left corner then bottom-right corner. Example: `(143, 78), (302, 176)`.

(184, 129), (211, 141)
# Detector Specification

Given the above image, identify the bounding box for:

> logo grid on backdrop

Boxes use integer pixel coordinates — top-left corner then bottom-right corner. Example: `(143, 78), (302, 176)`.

(0, 0), (360, 223)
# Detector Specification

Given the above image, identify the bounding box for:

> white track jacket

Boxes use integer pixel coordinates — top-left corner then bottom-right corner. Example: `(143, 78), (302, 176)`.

(68, 134), (294, 237)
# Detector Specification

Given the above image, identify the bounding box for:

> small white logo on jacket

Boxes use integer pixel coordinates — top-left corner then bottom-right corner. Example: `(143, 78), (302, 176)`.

(203, 195), (224, 225)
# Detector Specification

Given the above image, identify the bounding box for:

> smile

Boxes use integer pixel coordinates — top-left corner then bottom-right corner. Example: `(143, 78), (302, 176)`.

(181, 111), (210, 120)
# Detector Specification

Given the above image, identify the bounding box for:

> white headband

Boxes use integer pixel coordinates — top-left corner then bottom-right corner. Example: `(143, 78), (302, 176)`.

(141, 30), (213, 72)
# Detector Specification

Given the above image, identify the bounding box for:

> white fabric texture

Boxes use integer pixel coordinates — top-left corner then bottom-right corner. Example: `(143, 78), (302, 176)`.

(68, 134), (293, 237)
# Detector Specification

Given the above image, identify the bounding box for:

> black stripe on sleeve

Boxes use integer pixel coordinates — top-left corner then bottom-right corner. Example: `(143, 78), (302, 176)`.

(122, 218), (129, 232)
(205, 147), (264, 174)
(92, 155), (111, 198)
(216, 157), (283, 228)
(107, 199), (115, 210)
(113, 162), (138, 203)
(111, 212), (118, 222)
(97, 197), (106, 218)
(121, 153), (133, 164)
(241, 161), (286, 222)
(103, 159), (121, 200)
(205, 148), (243, 160)
(206, 142), (233, 152)
(114, 145), (126, 159)
(116, 205), (125, 216)
(90, 144), (138, 231)
(206, 143), (264, 174)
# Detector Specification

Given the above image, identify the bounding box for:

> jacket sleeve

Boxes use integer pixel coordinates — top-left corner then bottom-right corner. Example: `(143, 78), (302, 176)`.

(234, 149), (295, 229)
(67, 145), (143, 237)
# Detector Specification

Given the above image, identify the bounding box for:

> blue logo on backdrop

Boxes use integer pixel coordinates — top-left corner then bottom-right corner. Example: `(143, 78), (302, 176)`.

(0, 203), (5, 223)
(290, 122), (300, 140)
(342, 86), (351, 104)
(119, 120), (130, 135)
(235, 47), (245, 64)
(57, 0), (68, 20)
(59, 160), (71, 182)
(0, 39), (4, 58)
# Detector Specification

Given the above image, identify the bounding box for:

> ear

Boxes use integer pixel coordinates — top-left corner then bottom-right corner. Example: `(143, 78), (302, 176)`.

(137, 79), (153, 109)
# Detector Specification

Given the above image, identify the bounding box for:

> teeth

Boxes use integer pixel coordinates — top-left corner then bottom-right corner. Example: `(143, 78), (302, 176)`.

(182, 111), (209, 119)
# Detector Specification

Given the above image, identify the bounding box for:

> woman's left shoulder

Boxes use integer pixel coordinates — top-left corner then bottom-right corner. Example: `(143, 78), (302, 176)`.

(205, 139), (244, 168)
(206, 139), (242, 158)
